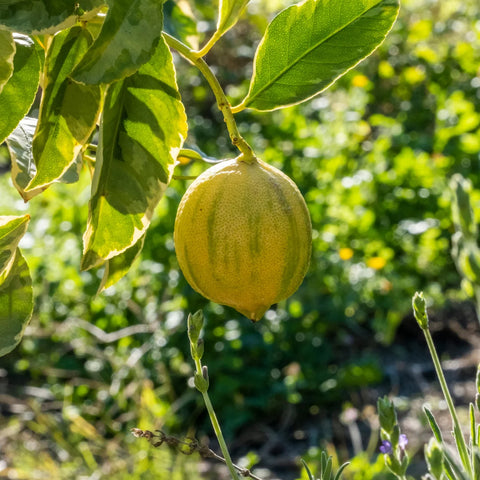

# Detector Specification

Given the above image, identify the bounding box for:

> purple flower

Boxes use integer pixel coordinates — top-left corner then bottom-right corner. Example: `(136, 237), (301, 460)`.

(399, 434), (408, 450)
(379, 440), (393, 454)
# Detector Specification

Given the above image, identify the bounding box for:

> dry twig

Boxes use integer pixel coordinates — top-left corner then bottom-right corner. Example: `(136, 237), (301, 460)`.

(131, 428), (264, 480)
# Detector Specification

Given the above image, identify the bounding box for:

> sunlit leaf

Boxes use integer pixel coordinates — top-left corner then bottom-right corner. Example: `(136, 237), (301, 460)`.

(238, 0), (400, 111)
(0, 249), (33, 358)
(177, 147), (221, 165)
(98, 233), (146, 292)
(0, 0), (105, 35)
(163, 0), (198, 48)
(0, 28), (15, 94)
(0, 34), (40, 144)
(81, 36), (187, 271)
(26, 26), (102, 192)
(301, 460), (315, 480)
(0, 215), (30, 279)
(72, 0), (166, 85)
(7, 117), (84, 201)
(217, 0), (249, 38)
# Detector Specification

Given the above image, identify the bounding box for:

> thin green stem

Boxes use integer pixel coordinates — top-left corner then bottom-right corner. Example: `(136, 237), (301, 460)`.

(193, 358), (240, 480)
(230, 101), (247, 114)
(172, 175), (198, 181)
(194, 30), (223, 58)
(474, 286), (480, 325)
(423, 328), (474, 478)
(162, 32), (255, 162)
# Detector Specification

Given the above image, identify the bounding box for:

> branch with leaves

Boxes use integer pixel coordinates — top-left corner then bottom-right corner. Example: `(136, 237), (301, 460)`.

(0, 0), (399, 356)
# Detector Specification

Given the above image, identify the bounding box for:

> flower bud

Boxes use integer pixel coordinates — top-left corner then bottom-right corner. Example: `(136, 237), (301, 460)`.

(378, 396), (397, 434)
(194, 371), (209, 393)
(450, 174), (477, 241)
(379, 440), (392, 454)
(188, 310), (204, 345)
(413, 292), (429, 330)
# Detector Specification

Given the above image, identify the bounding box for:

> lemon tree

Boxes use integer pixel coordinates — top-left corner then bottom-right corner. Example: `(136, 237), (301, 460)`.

(0, 0), (399, 355)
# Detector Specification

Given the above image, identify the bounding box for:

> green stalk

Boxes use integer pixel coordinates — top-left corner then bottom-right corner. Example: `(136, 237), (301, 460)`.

(193, 358), (240, 480)
(194, 31), (223, 58)
(474, 286), (480, 325)
(162, 32), (255, 162)
(422, 328), (474, 478)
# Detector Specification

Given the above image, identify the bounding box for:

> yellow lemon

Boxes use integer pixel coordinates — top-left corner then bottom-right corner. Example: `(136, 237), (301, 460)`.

(174, 155), (312, 321)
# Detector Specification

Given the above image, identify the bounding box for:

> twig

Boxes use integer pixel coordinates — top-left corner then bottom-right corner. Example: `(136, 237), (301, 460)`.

(69, 317), (157, 343)
(131, 429), (265, 480)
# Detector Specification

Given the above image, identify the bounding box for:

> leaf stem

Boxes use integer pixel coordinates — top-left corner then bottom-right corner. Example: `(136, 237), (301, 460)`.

(172, 175), (198, 180)
(193, 358), (241, 480)
(474, 286), (480, 325)
(422, 327), (473, 478)
(162, 32), (255, 162)
(194, 31), (223, 58)
(230, 101), (246, 114)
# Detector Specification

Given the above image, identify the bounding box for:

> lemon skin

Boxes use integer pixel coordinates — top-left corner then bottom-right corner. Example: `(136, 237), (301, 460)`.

(174, 156), (312, 321)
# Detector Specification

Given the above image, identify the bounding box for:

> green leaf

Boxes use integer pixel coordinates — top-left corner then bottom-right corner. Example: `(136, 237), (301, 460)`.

(301, 459), (315, 480)
(193, 371), (209, 393)
(178, 147), (221, 165)
(450, 173), (477, 241)
(217, 0), (249, 38)
(471, 403), (477, 446)
(26, 26), (101, 192)
(0, 1), (105, 35)
(334, 462), (350, 480)
(0, 34), (40, 145)
(238, 0), (400, 111)
(0, 215), (30, 279)
(7, 117), (83, 201)
(81, 36), (187, 270)
(0, 28), (15, 94)
(8, 117), (47, 201)
(0, 249), (33, 358)
(72, 0), (166, 85)
(323, 456), (333, 480)
(424, 406), (443, 443)
(98, 233), (145, 292)
(473, 447), (480, 480)
(163, 0), (198, 47)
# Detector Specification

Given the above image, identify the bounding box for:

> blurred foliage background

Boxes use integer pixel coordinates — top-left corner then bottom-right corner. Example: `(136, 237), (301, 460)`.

(1, 0), (480, 478)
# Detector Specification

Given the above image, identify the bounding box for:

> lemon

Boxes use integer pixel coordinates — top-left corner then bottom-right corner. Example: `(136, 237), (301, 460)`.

(174, 155), (312, 321)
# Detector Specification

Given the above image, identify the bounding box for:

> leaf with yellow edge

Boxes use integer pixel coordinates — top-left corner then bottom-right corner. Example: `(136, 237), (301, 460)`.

(26, 26), (101, 192)
(81, 36), (187, 271)
(98, 234), (145, 292)
(72, 0), (166, 85)
(0, 28), (15, 94)
(0, 215), (30, 280)
(217, 0), (250, 38)
(0, 250), (33, 358)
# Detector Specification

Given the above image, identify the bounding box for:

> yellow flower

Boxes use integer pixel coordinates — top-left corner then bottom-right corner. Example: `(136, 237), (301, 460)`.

(339, 248), (354, 261)
(352, 74), (369, 88)
(367, 257), (387, 270)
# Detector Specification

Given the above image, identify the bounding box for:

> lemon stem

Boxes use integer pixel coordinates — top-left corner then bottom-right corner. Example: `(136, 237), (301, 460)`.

(162, 32), (255, 162)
